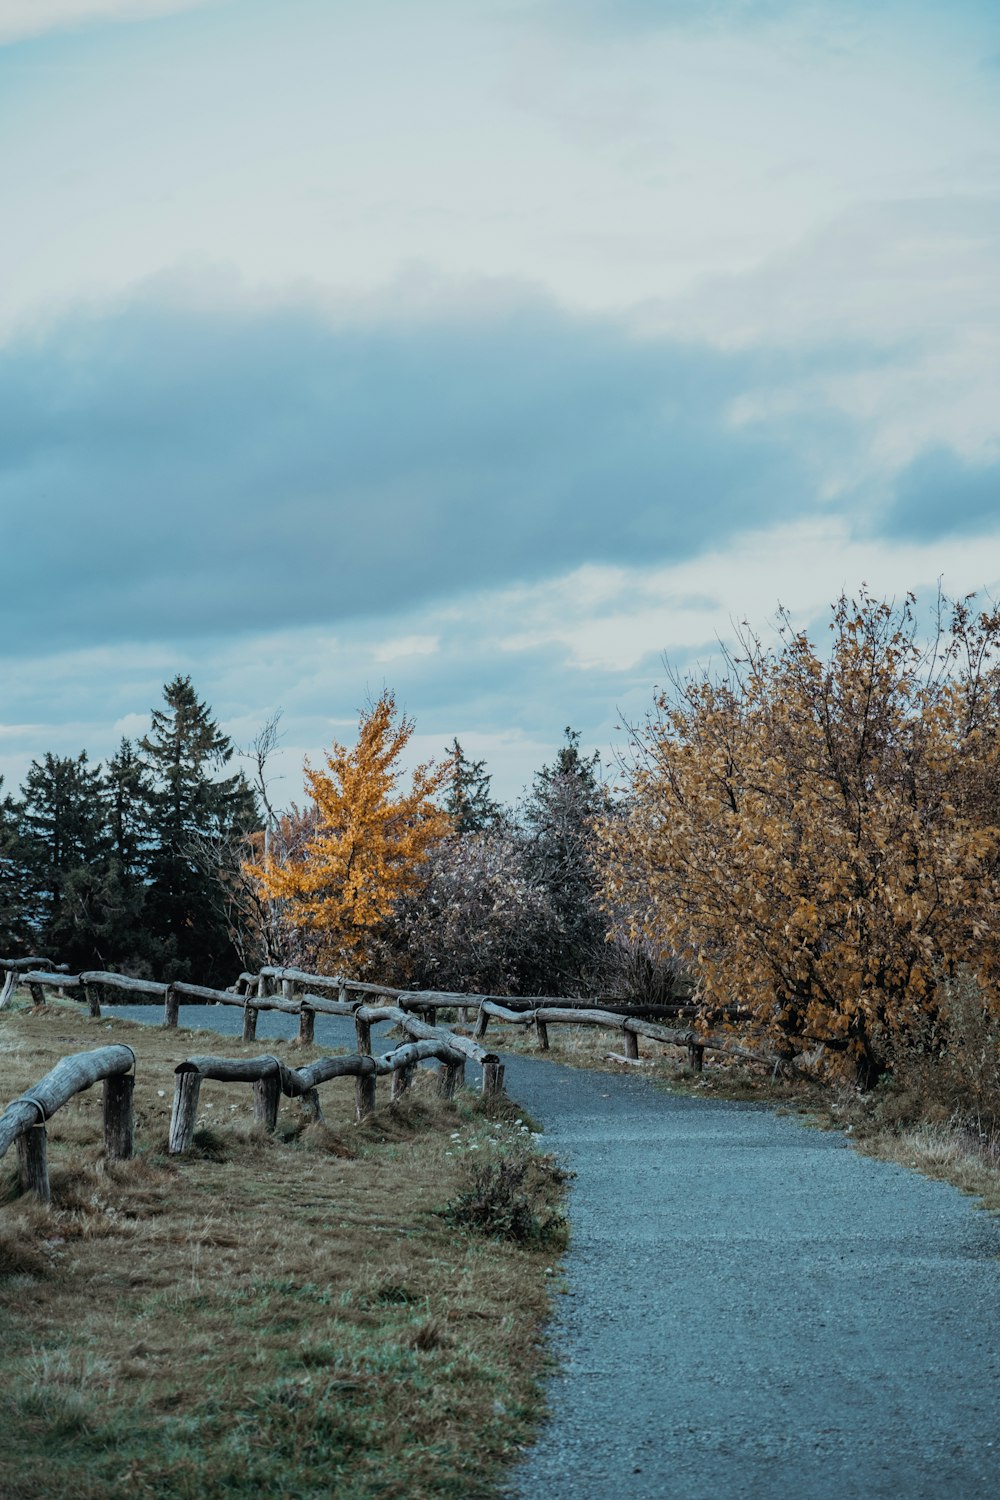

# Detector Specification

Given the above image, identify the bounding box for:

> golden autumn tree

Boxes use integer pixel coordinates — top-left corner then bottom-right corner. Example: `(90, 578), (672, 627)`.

(596, 591), (1000, 1086)
(245, 691), (452, 975)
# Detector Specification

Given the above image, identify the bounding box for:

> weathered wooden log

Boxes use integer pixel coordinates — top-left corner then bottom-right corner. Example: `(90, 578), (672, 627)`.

(480, 1000), (535, 1025)
(17, 1125), (50, 1203)
(0, 969), (14, 1011)
(299, 992), (357, 1017)
(355, 1011), (372, 1055)
(605, 1052), (655, 1068)
(355, 1070), (377, 1121)
(535, 1018), (549, 1051)
(399, 1013), (494, 1067)
(175, 1056), (285, 1083)
(391, 1062), (415, 1100)
(0, 1045), (136, 1158)
(282, 1055), (375, 1094)
(28, 982), (47, 1009)
(474, 1006), (490, 1041)
(624, 1029), (639, 1061)
(103, 1073), (134, 1160)
(688, 1041), (705, 1073)
(298, 1006), (315, 1044)
(439, 1058), (465, 1099)
(0, 956), (63, 973)
(83, 981), (102, 1018)
(300, 1087), (323, 1122)
(20, 969), (83, 992)
(164, 984), (179, 1028)
(173, 980), (250, 1004)
(253, 1072), (281, 1131)
(258, 966), (397, 999)
(168, 1073), (202, 1154)
(373, 1039), (464, 1074)
(482, 1059), (505, 1098)
(79, 971), (167, 1000)
(242, 1002), (258, 1043)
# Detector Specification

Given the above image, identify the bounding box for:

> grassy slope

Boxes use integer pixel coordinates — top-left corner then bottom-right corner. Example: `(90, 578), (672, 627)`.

(0, 1003), (563, 1500)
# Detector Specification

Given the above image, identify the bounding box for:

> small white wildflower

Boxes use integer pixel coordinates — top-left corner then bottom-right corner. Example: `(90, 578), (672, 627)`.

(156, 1090), (166, 1098)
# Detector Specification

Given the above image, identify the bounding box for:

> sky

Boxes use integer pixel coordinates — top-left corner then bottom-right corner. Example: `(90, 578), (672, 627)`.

(1, 0), (998, 804)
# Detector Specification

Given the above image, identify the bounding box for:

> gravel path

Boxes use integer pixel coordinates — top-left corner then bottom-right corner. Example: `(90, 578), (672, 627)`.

(106, 1006), (1000, 1498)
(499, 1053), (1000, 1500)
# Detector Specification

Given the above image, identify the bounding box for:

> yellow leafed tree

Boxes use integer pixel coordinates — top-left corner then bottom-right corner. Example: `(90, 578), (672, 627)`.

(245, 691), (452, 975)
(596, 591), (1000, 1087)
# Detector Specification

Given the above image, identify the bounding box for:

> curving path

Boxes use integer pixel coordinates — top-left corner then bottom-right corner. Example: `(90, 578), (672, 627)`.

(499, 1053), (1000, 1500)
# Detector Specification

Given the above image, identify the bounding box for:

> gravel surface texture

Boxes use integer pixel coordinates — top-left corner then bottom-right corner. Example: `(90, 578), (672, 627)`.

(107, 1006), (1000, 1499)
(500, 1052), (1000, 1500)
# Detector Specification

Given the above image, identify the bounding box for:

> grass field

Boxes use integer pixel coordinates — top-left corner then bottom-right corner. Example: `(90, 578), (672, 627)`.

(0, 1001), (565, 1500)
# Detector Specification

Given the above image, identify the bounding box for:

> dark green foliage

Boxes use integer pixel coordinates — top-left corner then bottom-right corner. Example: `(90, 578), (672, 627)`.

(444, 739), (501, 834)
(16, 752), (109, 968)
(519, 728), (611, 995)
(139, 675), (258, 984)
(0, 779), (27, 953)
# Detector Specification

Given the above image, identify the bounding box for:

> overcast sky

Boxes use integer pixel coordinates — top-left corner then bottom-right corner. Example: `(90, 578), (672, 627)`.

(2, 0), (998, 803)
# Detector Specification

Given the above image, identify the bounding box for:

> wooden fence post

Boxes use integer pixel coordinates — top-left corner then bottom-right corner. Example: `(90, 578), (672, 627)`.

(242, 1002), (259, 1043)
(623, 1028), (640, 1061)
(391, 1063), (415, 1101)
(168, 1073), (202, 1154)
(535, 1018), (549, 1051)
(103, 1073), (134, 1161)
(355, 1012), (372, 1055)
(17, 1124), (50, 1203)
(687, 1041), (704, 1073)
(82, 981), (102, 1018)
(253, 1072), (281, 1132)
(474, 1008), (489, 1041)
(355, 1062), (376, 1121)
(482, 1059), (505, 1098)
(164, 984), (179, 1028)
(300, 1087), (323, 1123)
(439, 1059), (465, 1100)
(424, 1006), (437, 1028)
(298, 1005), (315, 1045)
(27, 982), (46, 1009)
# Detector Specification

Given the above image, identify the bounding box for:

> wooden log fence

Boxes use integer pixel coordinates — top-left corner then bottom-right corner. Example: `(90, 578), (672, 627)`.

(4, 955), (790, 1077)
(167, 1036), (468, 1154)
(0, 1045), (136, 1202)
(472, 999), (794, 1075)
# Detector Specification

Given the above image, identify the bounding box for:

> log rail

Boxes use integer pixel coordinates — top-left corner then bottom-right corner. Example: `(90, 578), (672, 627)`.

(0, 1045), (136, 1203)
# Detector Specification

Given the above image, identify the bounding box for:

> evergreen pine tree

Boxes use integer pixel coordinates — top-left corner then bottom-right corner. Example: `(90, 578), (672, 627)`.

(0, 778), (27, 955)
(522, 728), (610, 995)
(140, 676), (258, 983)
(444, 739), (501, 834)
(17, 752), (109, 967)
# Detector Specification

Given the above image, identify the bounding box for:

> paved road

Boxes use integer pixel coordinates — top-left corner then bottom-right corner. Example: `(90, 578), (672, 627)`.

(500, 1053), (1000, 1500)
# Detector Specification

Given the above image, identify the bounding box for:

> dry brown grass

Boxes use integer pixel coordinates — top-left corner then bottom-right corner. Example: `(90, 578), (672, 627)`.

(0, 999), (560, 1500)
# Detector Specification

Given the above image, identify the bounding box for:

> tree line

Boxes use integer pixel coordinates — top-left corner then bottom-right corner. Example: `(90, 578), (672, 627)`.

(0, 679), (625, 996)
(5, 587), (997, 1090)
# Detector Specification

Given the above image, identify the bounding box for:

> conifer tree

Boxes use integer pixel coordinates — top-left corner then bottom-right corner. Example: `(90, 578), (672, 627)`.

(17, 752), (108, 967)
(521, 728), (610, 995)
(444, 739), (501, 833)
(140, 676), (257, 983)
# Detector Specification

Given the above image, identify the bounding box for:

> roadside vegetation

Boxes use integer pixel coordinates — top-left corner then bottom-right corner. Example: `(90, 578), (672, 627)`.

(0, 1001), (565, 1500)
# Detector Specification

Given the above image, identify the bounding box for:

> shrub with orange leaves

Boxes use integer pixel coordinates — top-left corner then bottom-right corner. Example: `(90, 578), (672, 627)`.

(597, 591), (1000, 1086)
(245, 691), (452, 976)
